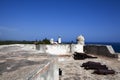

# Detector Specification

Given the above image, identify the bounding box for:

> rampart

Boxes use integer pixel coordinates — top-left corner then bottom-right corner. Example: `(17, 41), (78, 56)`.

(36, 44), (84, 55)
(84, 45), (118, 58)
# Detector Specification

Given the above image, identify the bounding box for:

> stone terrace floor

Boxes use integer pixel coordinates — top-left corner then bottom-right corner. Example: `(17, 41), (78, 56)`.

(0, 44), (51, 80)
(58, 54), (120, 80)
(0, 44), (120, 80)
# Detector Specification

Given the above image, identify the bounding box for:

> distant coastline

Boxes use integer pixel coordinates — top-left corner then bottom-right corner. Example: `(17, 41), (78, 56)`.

(0, 40), (120, 53)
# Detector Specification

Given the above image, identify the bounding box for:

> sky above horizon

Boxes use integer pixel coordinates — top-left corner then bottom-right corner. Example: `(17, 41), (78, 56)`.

(0, 0), (120, 42)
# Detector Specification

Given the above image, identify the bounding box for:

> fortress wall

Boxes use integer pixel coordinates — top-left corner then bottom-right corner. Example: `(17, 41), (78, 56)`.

(46, 44), (70, 55)
(21, 44), (36, 50)
(84, 45), (118, 58)
(36, 44), (84, 55)
(71, 44), (84, 53)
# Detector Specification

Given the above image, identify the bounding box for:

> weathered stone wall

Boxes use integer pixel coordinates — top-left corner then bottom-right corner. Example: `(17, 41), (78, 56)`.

(36, 44), (84, 55)
(84, 45), (118, 58)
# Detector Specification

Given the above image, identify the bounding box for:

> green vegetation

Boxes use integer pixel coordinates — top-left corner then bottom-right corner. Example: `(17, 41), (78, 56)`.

(0, 38), (50, 45)
(35, 38), (50, 45)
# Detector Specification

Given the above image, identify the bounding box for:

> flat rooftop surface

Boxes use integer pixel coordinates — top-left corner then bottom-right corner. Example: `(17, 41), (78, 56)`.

(58, 54), (120, 80)
(0, 44), (120, 80)
(0, 44), (51, 80)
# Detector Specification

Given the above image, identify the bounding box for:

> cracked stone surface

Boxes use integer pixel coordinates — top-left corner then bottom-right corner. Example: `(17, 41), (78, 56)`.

(58, 55), (120, 80)
(0, 44), (120, 80)
(0, 44), (50, 80)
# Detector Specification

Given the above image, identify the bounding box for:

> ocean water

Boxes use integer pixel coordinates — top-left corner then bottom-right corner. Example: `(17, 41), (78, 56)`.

(86, 42), (120, 53)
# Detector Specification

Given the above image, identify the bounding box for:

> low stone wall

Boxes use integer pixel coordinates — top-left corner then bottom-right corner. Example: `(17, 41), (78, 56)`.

(36, 44), (84, 55)
(84, 45), (118, 58)
(28, 60), (59, 80)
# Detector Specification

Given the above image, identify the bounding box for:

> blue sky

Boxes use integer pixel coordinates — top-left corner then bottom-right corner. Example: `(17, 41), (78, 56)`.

(0, 0), (120, 42)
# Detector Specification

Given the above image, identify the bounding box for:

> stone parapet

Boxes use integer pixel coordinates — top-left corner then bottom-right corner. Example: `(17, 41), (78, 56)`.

(84, 45), (118, 58)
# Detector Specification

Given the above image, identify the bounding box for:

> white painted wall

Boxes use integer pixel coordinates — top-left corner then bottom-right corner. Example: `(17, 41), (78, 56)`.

(46, 45), (70, 55)
(71, 44), (84, 53)
(106, 45), (115, 53)
(37, 44), (84, 55)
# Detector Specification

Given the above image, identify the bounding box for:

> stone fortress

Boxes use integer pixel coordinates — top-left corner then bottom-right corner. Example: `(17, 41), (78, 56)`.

(36, 35), (85, 55)
(33, 35), (119, 80)
(36, 35), (118, 58)
(0, 35), (119, 80)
